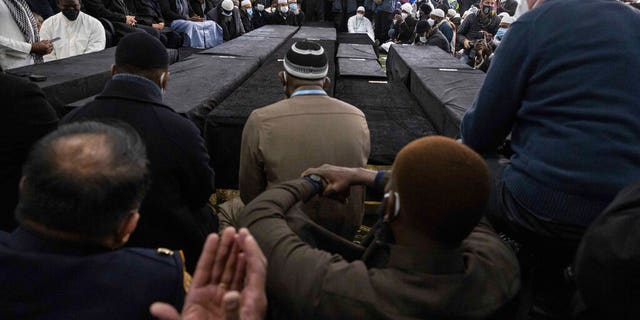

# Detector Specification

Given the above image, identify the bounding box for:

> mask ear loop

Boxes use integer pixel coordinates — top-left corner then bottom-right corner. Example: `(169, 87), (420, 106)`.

(383, 191), (401, 221)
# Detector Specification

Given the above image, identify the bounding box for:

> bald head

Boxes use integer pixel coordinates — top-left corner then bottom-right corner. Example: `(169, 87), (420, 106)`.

(391, 136), (490, 245)
(16, 121), (150, 239)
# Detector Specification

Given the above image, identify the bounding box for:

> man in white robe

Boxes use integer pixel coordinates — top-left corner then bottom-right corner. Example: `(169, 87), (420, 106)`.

(347, 6), (374, 41)
(0, 0), (53, 70)
(40, 0), (106, 61)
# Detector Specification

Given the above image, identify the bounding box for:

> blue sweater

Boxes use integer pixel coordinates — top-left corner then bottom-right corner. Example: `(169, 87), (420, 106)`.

(461, 0), (640, 227)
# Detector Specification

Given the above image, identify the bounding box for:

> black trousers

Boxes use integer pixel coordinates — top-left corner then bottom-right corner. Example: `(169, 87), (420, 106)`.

(113, 22), (165, 45)
(373, 10), (393, 43)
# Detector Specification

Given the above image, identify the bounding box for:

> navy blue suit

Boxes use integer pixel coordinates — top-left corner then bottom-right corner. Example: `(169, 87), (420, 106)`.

(62, 74), (217, 272)
(0, 227), (185, 319)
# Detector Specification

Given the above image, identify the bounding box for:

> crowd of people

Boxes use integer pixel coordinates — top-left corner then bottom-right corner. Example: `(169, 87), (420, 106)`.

(1, 0), (640, 319)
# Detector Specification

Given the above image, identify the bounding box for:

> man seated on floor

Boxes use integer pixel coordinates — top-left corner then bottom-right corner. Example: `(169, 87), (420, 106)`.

(237, 41), (370, 240)
(413, 19), (450, 53)
(39, 0), (106, 61)
(84, 0), (164, 43)
(62, 32), (217, 272)
(237, 136), (520, 319)
(0, 121), (187, 319)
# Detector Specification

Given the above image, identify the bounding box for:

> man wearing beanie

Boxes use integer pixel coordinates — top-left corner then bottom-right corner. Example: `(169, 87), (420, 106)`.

(237, 136), (520, 318)
(62, 33), (217, 272)
(209, 0), (245, 40)
(239, 41), (370, 240)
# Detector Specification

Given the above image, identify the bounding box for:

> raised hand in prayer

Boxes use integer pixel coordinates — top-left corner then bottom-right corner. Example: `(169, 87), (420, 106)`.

(126, 15), (137, 26)
(149, 227), (267, 320)
(302, 164), (378, 202)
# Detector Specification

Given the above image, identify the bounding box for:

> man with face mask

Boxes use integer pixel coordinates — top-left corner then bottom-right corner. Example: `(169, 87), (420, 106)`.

(456, 0), (499, 63)
(268, 0), (303, 25)
(239, 0), (253, 31)
(251, 0), (268, 28)
(39, 0), (105, 61)
(413, 19), (450, 53)
(209, 0), (244, 40)
(62, 33), (218, 273)
(430, 8), (453, 44)
(347, 6), (374, 41)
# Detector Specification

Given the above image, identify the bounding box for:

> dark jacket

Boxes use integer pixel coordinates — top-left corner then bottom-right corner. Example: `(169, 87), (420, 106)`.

(456, 11), (500, 47)
(129, 0), (165, 25)
(189, 0), (214, 17)
(25, 0), (58, 19)
(268, 10), (304, 26)
(84, 0), (130, 23)
(391, 18), (413, 44)
(0, 73), (58, 232)
(497, 0), (517, 16)
(159, 0), (194, 23)
(62, 75), (217, 272)
(251, 7), (269, 28)
(415, 28), (451, 53)
(209, 7), (245, 40)
(237, 179), (521, 319)
(0, 227), (185, 319)
(239, 8), (253, 32)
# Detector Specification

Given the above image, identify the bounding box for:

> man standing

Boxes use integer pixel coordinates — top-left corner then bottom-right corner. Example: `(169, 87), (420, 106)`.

(238, 136), (520, 319)
(0, 121), (187, 319)
(364, 0), (394, 43)
(62, 33), (217, 272)
(0, 0), (52, 69)
(240, 41), (370, 239)
(39, 0), (105, 61)
(347, 6), (374, 41)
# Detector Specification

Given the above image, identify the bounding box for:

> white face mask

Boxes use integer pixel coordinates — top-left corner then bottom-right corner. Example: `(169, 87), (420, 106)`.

(419, 36), (427, 43)
(356, 13), (364, 18)
(257, 3), (264, 10)
(401, 12), (408, 19)
(279, 5), (288, 13)
(427, 18), (434, 27)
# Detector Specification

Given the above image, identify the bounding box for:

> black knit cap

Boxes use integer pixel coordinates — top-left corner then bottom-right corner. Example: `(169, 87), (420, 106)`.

(283, 41), (328, 80)
(116, 32), (168, 70)
(419, 3), (432, 15)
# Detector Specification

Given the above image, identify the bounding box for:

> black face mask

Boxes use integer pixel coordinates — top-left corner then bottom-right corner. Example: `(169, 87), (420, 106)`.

(62, 8), (80, 21)
(481, 5), (491, 15)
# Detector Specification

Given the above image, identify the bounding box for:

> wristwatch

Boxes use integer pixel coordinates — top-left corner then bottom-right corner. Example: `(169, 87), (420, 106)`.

(303, 174), (326, 194)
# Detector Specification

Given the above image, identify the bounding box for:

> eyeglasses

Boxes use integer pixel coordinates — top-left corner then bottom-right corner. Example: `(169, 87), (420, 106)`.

(383, 191), (400, 219)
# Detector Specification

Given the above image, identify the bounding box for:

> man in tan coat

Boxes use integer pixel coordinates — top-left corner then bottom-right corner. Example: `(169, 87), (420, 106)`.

(239, 40), (370, 239)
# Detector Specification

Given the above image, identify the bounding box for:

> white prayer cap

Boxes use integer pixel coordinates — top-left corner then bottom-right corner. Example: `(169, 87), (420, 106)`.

(447, 9), (456, 17)
(241, 0), (250, 6)
(357, 6), (365, 12)
(432, 8), (444, 18)
(401, 3), (412, 13)
(501, 15), (515, 24)
(278, 0), (287, 4)
(498, 12), (509, 18)
(221, 0), (234, 10)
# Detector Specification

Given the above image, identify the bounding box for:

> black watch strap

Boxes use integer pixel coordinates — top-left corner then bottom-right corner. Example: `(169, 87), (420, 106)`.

(303, 174), (325, 194)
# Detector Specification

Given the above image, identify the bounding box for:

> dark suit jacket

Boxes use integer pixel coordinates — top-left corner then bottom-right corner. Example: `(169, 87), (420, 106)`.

(0, 227), (185, 319)
(128, 0), (165, 25)
(0, 73), (58, 232)
(62, 76), (216, 272)
(84, 0), (130, 23)
(158, 0), (194, 23)
(189, 0), (214, 17)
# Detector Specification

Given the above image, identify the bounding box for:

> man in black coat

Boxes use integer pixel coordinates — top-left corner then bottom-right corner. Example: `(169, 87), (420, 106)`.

(84, 0), (164, 42)
(0, 70), (58, 232)
(62, 33), (218, 272)
(456, 0), (500, 63)
(190, 0), (214, 16)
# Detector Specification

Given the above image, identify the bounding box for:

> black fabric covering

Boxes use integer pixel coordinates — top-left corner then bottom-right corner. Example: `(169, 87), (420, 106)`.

(337, 43), (377, 60)
(386, 45), (470, 85)
(197, 35), (288, 64)
(7, 47), (117, 112)
(204, 35), (337, 189)
(335, 78), (437, 165)
(243, 25), (299, 38)
(410, 67), (485, 137)
(337, 32), (374, 45)
(338, 58), (385, 78)
(167, 55), (261, 129)
(293, 26), (337, 41)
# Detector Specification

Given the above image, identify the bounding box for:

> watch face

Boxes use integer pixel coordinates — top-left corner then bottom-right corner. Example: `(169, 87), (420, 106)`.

(309, 174), (322, 183)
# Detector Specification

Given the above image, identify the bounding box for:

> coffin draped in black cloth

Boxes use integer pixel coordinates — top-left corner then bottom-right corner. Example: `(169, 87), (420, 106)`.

(197, 35), (289, 64)
(242, 25), (299, 38)
(204, 35), (337, 189)
(293, 26), (337, 41)
(334, 78), (437, 165)
(337, 43), (377, 60)
(386, 45), (470, 85)
(337, 32), (374, 45)
(410, 67), (485, 138)
(6, 47), (117, 113)
(338, 58), (386, 78)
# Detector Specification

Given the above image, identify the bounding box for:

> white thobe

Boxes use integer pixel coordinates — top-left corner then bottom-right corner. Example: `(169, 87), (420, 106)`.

(347, 14), (374, 41)
(0, 0), (34, 70)
(40, 11), (106, 61)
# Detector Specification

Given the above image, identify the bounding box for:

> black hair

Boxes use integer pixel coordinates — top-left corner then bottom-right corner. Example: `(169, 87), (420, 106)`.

(16, 121), (151, 238)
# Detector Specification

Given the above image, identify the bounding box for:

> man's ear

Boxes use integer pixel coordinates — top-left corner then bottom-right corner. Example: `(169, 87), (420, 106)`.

(322, 76), (331, 91)
(278, 71), (286, 87)
(383, 193), (395, 222)
(161, 71), (170, 89)
(111, 64), (117, 77)
(115, 212), (139, 247)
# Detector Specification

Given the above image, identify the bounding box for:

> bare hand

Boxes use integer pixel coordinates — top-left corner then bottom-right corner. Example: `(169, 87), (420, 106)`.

(152, 22), (165, 29)
(126, 15), (137, 26)
(463, 38), (471, 49)
(189, 15), (204, 22)
(31, 40), (53, 55)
